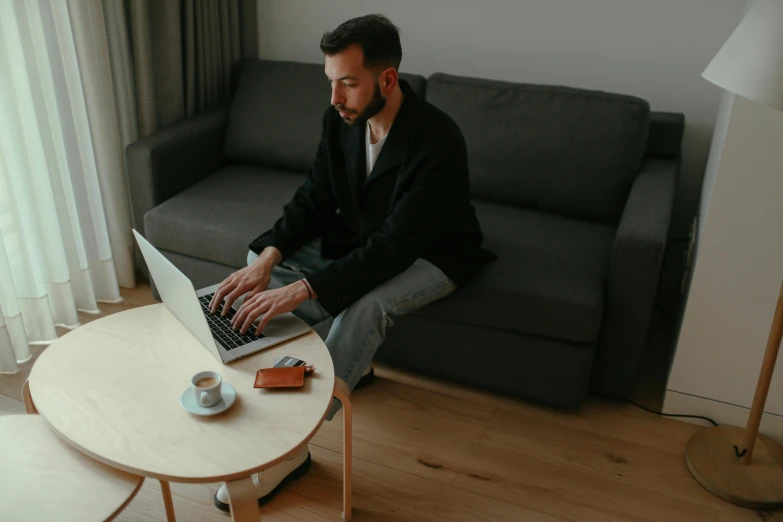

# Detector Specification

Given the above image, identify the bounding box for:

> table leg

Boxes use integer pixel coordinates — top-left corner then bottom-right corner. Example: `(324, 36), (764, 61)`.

(333, 378), (352, 521)
(159, 480), (176, 522)
(22, 380), (38, 414)
(225, 476), (260, 522)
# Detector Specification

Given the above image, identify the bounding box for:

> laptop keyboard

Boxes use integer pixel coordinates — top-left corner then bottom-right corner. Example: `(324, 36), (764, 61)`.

(198, 294), (264, 350)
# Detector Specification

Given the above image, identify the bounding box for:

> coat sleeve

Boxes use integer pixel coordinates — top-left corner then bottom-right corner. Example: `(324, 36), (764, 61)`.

(306, 122), (467, 316)
(248, 109), (337, 260)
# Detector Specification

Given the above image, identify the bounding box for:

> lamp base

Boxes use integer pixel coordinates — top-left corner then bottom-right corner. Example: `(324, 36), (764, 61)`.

(685, 425), (783, 510)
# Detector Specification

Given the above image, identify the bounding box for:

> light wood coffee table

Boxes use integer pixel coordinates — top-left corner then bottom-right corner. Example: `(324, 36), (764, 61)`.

(27, 303), (353, 522)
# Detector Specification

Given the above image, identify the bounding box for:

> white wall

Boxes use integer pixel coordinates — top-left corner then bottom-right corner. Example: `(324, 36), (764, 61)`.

(664, 93), (783, 440)
(258, 0), (747, 237)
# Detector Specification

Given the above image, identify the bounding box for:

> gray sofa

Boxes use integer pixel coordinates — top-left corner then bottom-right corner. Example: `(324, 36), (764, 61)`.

(126, 59), (683, 409)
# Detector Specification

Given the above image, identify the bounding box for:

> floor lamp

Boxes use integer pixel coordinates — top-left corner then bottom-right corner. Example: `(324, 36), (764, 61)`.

(684, 0), (783, 510)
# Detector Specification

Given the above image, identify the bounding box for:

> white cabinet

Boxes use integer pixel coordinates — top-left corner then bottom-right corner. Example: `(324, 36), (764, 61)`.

(664, 94), (783, 440)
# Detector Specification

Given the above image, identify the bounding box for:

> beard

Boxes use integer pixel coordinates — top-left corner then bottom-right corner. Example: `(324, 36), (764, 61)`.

(336, 81), (386, 126)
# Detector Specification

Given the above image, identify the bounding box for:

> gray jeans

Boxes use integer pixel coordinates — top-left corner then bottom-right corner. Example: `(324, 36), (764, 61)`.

(247, 239), (456, 419)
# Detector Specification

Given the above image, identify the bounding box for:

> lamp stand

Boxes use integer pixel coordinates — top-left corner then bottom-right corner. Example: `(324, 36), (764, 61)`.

(684, 280), (783, 510)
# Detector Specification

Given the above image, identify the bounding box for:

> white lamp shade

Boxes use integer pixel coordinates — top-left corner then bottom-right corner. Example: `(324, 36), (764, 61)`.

(702, 0), (783, 111)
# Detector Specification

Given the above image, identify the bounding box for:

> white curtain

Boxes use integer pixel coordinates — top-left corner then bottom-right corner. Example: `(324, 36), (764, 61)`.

(0, 0), (137, 374)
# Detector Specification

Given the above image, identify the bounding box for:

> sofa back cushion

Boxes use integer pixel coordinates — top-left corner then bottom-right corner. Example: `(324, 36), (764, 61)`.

(426, 73), (650, 225)
(223, 59), (426, 172)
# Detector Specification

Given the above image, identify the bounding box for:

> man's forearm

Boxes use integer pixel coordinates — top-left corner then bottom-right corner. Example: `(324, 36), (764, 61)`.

(255, 246), (282, 269)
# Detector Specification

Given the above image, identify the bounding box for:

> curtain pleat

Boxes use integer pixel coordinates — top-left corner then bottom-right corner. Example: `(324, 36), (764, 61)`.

(219, 0), (231, 97)
(128, 0), (156, 137)
(124, 0), (246, 134)
(196, 0), (207, 111)
(183, 0), (196, 116)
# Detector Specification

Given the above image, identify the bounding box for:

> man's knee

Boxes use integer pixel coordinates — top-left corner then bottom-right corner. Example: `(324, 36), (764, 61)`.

(350, 290), (387, 317)
(335, 291), (393, 333)
(247, 250), (259, 267)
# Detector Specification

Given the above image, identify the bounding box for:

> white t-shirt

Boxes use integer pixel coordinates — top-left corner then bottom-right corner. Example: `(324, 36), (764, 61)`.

(366, 121), (388, 178)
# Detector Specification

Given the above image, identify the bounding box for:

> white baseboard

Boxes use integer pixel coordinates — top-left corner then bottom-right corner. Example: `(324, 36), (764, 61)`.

(663, 389), (783, 443)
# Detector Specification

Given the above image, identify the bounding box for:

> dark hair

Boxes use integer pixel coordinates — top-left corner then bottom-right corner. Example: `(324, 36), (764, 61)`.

(320, 14), (402, 71)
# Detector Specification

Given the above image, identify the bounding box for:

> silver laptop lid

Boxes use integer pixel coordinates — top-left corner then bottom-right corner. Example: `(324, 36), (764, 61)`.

(132, 229), (222, 362)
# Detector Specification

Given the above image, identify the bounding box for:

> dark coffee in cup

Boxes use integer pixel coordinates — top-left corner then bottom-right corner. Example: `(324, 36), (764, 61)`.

(195, 377), (218, 388)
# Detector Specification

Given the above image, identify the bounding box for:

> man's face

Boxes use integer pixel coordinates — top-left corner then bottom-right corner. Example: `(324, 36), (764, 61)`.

(325, 44), (386, 126)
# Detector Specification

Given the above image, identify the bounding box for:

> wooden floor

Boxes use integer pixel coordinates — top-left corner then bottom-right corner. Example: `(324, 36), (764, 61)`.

(1, 284), (780, 521)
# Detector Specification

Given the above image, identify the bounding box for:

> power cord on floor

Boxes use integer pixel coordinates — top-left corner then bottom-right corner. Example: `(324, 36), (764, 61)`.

(627, 399), (719, 427)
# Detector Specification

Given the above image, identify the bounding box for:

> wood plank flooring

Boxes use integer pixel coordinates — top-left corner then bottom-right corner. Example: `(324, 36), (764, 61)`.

(1, 283), (779, 521)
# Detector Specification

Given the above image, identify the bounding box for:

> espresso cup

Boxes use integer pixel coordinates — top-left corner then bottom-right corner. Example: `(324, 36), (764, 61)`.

(191, 371), (222, 408)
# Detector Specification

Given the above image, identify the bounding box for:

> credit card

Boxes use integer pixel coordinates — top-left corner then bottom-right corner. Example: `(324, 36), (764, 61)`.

(273, 356), (306, 368)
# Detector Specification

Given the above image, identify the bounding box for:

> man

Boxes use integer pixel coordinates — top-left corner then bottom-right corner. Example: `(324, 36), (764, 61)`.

(209, 14), (493, 512)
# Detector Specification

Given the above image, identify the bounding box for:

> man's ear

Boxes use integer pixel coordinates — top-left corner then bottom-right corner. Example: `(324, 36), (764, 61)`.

(380, 67), (398, 94)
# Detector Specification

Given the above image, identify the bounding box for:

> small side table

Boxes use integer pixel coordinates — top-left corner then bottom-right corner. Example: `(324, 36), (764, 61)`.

(0, 414), (143, 522)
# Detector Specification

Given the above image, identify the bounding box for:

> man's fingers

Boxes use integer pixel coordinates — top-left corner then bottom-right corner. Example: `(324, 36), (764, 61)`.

(232, 294), (260, 328)
(232, 300), (254, 329)
(233, 296), (264, 331)
(240, 300), (274, 334)
(255, 306), (279, 335)
(240, 307), (261, 335)
(222, 288), (245, 317)
(210, 284), (231, 314)
(209, 286), (221, 312)
(232, 297), (250, 328)
(213, 273), (242, 312)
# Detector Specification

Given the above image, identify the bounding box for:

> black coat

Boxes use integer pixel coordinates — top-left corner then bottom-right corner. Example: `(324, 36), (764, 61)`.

(249, 80), (494, 316)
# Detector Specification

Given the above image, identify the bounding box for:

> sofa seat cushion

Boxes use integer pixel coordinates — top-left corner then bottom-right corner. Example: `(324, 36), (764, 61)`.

(144, 165), (306, 268)
(413, 201), (616, 344)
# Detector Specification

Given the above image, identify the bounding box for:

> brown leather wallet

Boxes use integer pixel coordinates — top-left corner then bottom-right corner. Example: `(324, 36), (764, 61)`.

(254, 365), (315, 388)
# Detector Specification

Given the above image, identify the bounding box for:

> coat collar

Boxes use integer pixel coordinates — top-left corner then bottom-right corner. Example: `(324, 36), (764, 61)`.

(341, 80), (418, 196)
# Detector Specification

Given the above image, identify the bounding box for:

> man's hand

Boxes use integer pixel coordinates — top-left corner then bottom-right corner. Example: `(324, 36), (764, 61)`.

(209, 247), (282, 316)
(231, 281), (310, 335)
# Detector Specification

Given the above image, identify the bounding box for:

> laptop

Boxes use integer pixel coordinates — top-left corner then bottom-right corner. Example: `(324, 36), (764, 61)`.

(132, 229), (311, 363)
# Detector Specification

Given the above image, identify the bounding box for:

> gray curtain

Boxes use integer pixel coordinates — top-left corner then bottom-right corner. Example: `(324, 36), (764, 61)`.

(121, 0), (258, 138)
(102, 0), (257, 279)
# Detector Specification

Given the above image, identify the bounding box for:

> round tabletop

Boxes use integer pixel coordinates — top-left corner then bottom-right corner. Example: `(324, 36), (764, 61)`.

(0, 414), (143, 522)
(28, 303), (335, 483)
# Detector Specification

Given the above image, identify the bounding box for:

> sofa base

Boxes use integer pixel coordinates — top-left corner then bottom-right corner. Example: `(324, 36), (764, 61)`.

(378, 314), (596, 409)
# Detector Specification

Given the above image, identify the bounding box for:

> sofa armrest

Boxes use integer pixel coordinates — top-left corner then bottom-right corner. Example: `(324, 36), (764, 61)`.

(125, 105), (229, 237)
(591, 158), (678, 398)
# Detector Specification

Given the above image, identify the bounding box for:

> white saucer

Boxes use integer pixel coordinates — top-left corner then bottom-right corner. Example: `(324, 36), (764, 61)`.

(180, 382), (236, 416)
